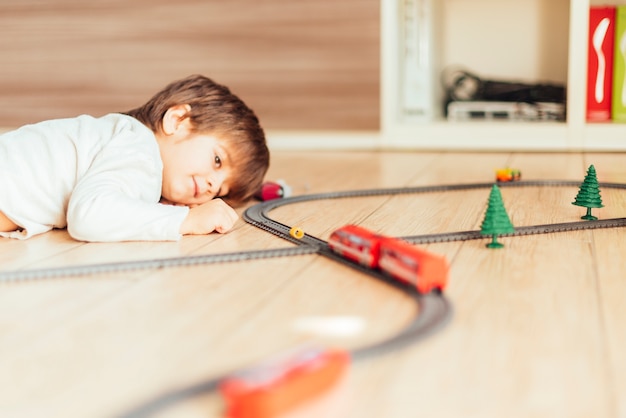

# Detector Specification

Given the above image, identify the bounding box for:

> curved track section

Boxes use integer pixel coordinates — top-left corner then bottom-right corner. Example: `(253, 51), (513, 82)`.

(247, 198), (456, 358)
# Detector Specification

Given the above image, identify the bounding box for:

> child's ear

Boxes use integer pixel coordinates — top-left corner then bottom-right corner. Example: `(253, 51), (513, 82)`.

(161, 104), (192, 136)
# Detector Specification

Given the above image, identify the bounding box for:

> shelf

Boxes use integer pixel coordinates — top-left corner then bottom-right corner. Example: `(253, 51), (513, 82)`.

(384, 121), (570, 150)
(380, 0), (626, 151)
(583, 123), (626, 149)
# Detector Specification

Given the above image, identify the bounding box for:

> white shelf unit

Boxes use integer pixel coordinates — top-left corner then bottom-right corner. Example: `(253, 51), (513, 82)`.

(380, 0), (626, 151)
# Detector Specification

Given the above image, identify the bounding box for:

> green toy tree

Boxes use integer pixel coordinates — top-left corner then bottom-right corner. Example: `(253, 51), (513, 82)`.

(480, 184), (515, 248)
(572, 164), (604, 221)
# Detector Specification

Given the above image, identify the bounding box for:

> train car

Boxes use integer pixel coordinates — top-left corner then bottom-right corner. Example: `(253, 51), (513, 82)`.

(219, 346), (349, 418)
(378, 237), (448, 293)
(328, 225), (449, 294)
(254, 180), (292, 201)
(495, 168), (521, 182)
(328, 224), (382, 268)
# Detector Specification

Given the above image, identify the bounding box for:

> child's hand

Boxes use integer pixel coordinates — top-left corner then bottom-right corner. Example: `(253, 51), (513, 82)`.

(180, 199), (239, 235)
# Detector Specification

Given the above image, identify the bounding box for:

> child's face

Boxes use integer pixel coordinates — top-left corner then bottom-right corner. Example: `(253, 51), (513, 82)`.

(159, 132), (232, 206)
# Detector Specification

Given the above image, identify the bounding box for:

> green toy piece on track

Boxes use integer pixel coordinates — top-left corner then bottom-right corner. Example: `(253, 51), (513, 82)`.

(572, 164), (604, 221)
(480, 184), (515, 248)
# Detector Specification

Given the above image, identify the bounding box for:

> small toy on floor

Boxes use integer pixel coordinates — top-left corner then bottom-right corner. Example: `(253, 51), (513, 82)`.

(495, 168), (521, 182)
(290, 226), (304, 239)
(255, 180), (293, 201)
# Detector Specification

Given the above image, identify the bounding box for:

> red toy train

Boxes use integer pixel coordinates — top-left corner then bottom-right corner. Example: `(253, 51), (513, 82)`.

(328, 225), (448, 294)
(220, 346), (349, 418)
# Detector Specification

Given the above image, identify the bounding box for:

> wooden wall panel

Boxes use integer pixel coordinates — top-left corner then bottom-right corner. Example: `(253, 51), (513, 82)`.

(0, 0), (380, 130)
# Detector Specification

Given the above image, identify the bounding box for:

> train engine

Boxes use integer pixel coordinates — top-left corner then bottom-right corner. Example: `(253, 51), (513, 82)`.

(328, 225), (448, 294)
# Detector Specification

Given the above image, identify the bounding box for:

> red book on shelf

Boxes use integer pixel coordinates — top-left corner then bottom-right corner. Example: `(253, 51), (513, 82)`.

(587, 6), (616, 121)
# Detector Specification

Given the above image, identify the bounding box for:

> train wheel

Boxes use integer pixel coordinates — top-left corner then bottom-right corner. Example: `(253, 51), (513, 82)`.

(290, 227), (304, 239)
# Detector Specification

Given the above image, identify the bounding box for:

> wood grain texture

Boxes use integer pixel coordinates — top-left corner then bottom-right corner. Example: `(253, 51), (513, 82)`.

(1, 151), (626, 418)
(0, 0), (379, 130)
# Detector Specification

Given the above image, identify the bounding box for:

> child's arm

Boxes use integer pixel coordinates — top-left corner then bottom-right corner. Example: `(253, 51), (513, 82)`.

(179, 198), (239, 235)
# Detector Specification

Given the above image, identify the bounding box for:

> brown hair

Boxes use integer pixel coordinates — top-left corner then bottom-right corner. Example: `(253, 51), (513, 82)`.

(125, 74), (269, 204)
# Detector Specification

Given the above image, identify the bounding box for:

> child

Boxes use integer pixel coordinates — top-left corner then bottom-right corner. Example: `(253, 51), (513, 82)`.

(0, 75), (269, 242)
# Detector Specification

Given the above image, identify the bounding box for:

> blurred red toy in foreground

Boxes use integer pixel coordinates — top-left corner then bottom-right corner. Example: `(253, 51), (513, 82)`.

(255, 180), (292, 201)
(220, 346), (349, 418)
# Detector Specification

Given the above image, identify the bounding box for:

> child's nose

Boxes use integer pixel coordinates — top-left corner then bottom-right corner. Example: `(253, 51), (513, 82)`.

(206, 174), (223, 195)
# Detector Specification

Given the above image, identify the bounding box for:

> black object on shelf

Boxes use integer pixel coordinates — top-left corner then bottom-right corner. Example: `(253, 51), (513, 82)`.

(441, 67), (567, 117)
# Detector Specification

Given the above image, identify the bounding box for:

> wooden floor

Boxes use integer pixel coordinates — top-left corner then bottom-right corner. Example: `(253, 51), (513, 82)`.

(2, 150), (626, 418)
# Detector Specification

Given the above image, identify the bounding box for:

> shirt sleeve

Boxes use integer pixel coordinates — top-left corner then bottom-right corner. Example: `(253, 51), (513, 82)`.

(0, 220), (51, 240)
(66, 127), (189, 242)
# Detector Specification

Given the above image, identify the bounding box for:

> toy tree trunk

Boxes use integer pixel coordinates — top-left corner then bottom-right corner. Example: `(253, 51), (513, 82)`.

(582, 207), (597, 221)
(487, 234), (504, 249)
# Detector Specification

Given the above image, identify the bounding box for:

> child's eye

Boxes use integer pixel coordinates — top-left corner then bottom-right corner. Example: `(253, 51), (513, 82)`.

(214, 155), (222, 168)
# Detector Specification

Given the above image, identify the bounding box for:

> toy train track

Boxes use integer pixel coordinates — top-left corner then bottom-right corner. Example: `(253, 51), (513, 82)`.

(3, 180), (624, 354)
(6, 180), (626, 417)
(245, 180), (626, 248)
(240, 179), (626, 353)
(403, 217), (626, 244)
(3, 180), (625, 347)
(0, 246), (318, 281)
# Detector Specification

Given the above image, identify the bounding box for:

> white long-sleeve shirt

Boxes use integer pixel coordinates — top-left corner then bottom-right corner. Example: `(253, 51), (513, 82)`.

(0, 113), (189, 241)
